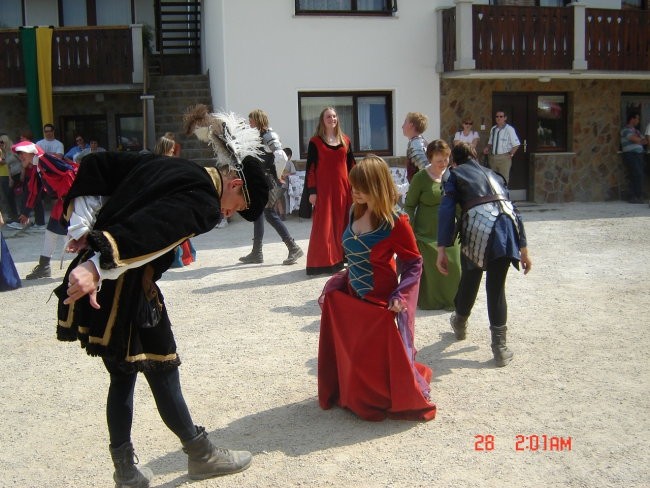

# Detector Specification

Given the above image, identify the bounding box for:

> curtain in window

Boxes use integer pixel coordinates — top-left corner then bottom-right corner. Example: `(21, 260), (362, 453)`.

(299, 0), (351, 10)
(0, 0), (22, 27)
(96, 0), (131, 25)
(300, 96), (353, 150)
(358, 0), (388, 11)
(62, 0), (88, 26)
(357, 96), (388, 151)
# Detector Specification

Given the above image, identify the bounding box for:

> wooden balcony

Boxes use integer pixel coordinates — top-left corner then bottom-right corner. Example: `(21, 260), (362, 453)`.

(440, 4), (650, 75)
(0, 25), (144, 92)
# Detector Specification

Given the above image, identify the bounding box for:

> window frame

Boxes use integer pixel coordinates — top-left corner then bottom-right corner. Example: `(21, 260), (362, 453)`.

(298, 91), (393, 159)
(59, 114), (108, 152)
(115, 113), (144, 152)
(295, 0), (397, 17)
(534, 93), (568, 153)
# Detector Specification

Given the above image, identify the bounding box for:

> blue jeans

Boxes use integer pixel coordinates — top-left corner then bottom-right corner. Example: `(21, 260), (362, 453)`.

(103, 358), (197, 447)
(253, 207), (292, 242)
(622, 151), (645, 200)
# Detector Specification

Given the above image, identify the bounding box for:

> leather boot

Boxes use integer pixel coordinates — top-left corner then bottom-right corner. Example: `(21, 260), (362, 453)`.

(283, 238), (304, 265)
(26, 256), (51, 280)
(238, 239), (263, 264)
(182, 426), (252, 480)
(490, 325), (514, 367)
(450, 312), (468, 340)
(109, 442), (153, 488)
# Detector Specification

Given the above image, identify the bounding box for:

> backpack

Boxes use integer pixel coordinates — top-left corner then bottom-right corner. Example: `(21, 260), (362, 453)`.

(26, 154), (78, 212)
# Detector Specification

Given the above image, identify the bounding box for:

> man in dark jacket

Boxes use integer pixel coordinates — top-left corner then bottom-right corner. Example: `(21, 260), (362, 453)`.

(57, 112), (269, 487)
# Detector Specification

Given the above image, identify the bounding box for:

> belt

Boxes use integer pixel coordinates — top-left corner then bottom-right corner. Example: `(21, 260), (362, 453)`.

(462, 194), (507, 212)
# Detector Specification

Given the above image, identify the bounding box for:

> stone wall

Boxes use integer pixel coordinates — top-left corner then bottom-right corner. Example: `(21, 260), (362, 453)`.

(0, 92), (141, 149)
(440, 78), (650, 202)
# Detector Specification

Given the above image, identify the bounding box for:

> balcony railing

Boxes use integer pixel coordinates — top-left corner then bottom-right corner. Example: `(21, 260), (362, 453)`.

(0, 25), (143, 91)
(474, 6), (572, 70)
(441, 4), (650, 73)
(586, 8), (649, 71)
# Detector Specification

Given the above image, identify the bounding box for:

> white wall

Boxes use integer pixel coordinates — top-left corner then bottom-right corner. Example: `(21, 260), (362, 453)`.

(203, 0), (443, 157)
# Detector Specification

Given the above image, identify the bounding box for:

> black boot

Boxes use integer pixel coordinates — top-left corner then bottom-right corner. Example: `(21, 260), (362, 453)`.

(450, 312), (468, 340)
(182, 426), (252, 480)
(283, 238), (304, 265)
(238, 239), (263, 264)
(25, 256), (51, 280)
(490, 325), (514, 367)
(109, 442), (153, 488)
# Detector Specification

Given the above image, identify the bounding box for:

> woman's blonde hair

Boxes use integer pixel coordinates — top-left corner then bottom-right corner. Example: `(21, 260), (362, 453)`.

(248, 109), (270, 131)
(315, 106), (347, 150)
(154, 136), (175, 156)
(349, 155), (398, 229)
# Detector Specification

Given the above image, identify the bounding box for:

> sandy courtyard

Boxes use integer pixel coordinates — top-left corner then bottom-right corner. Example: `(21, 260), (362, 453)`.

(0, 201), (648, 487)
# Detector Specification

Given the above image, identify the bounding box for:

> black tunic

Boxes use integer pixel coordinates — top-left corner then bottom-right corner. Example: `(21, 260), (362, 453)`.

(55, 152), (222, 372)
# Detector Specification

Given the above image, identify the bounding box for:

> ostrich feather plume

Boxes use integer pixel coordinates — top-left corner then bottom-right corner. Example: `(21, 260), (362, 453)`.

(183, 104), (262, 168)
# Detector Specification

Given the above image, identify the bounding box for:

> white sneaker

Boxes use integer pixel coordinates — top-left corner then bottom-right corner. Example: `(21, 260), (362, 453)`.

(31, 224), (47, 231)
(7, 222), (24, 230)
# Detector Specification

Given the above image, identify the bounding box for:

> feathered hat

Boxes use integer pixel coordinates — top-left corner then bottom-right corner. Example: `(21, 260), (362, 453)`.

(183, 104), (269, 222)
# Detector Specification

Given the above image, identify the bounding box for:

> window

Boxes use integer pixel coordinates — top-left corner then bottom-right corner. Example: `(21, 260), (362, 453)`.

(622, 0), (649, 9)
(61, 115), (108, 151)
(116, 114), (143, 152)
(0, 0), (22, 27)
(298, 92), (392, 157)
(535, 95), (566, 151)
(295, 0), (396, 16)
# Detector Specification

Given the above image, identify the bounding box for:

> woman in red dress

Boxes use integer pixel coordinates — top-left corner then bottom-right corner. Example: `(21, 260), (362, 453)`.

(318, 156), (436, 421)
(304, 107), (356, 275)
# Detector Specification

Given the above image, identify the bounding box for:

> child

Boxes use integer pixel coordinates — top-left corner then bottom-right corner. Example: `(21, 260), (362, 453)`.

(317, 155), (436, 421)
(401, 112), (430, 182)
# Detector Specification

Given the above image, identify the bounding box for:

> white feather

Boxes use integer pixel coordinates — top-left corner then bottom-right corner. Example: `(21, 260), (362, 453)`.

(207, 111), (263, 168)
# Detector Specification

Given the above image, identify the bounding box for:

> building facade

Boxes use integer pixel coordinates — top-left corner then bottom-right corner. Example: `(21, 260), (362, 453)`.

(1, 0), (648, 202)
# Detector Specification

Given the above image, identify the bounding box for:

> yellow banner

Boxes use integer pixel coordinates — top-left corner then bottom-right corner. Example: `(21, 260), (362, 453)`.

(35, 27), (54, 126)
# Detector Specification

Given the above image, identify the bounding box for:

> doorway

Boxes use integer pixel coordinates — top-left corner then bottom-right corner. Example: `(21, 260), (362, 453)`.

(491, 93), (529, 201)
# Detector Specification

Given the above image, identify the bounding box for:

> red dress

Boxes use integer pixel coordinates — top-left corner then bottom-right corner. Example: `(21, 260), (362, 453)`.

(318, 213), (436, 421)
(305, 136), (355, 275)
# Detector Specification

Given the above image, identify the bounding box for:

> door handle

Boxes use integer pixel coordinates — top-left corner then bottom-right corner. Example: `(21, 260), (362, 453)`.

(523, 139), (527, 153)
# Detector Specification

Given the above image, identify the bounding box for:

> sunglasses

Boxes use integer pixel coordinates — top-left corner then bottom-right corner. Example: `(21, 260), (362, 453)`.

(463, 122), (472, 125)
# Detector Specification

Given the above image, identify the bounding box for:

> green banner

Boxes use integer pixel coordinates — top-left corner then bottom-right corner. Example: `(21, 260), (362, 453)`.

(20, 27), (42, 139)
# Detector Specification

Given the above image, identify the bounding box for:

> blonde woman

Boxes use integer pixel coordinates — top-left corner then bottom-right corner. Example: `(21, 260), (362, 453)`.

(301, 106), (355, 275)
(318, 155), (436, 421)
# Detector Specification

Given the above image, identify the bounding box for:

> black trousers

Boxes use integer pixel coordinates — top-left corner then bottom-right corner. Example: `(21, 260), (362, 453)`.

(103, 358), (197, 447)
(454, 256), (511, 328)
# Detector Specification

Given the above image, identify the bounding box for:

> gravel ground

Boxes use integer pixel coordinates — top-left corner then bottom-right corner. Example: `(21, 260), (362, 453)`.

(0, 201), (648, 488)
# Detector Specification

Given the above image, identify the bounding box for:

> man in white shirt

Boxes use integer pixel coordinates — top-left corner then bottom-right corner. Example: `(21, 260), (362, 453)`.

(483, 110), (520, 184)
(36, 123), (64, 158)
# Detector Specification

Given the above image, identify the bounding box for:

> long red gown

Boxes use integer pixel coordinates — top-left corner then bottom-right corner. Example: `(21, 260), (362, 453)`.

(318, 213), (436, 421)
(305, 136), (355, 275)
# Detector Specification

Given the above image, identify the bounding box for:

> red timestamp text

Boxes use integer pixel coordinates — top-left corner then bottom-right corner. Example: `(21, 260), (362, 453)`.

(474, 434), (572, 452)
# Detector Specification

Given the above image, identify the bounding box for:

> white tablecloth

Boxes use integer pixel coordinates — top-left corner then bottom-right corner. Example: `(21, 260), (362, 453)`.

(286, 167), (410, 214)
